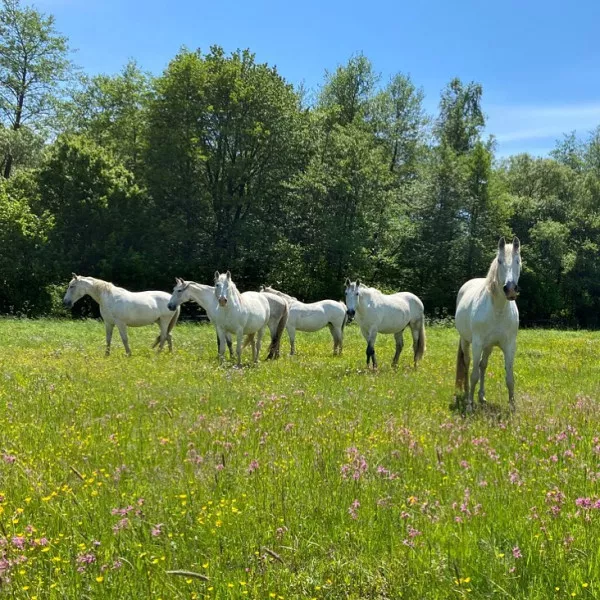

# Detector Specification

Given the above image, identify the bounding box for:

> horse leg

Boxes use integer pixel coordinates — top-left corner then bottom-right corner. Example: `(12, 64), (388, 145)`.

(503, 341), (517, 411)
(468, 341), (483, 412)
(105, 322), (114, 357)
(255, 327), (266, 363)
(478, 347), (493, 405)
(392, 330), (404, 367)
(155, 318), (169, 352)
(336, 323), (343, 356)
(235, 328), (244, 367)
(216, 327), (227, 364)
(366, 330), (378, 369)
(117, 323), (132, 356)
(459, 338), (471, 398)
(288, 325), (296, 355)
(327, 323), (337, 355)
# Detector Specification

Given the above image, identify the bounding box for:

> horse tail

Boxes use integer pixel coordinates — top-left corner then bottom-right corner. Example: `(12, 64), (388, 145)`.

(267, 301), (289, 360)
(414, 317), (426, 364)
(455, 339), (467, 391)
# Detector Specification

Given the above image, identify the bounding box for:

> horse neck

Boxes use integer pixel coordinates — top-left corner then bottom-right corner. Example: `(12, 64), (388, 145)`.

(189, 283), (217, 311)
(84, 279), (109, 305)
(485, 260), (510, 310)
(226, 282), (243, 309)
(357, 287), (375, 314)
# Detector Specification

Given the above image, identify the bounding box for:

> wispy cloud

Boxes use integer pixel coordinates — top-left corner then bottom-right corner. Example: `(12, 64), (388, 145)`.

(487, 102), (600, 149)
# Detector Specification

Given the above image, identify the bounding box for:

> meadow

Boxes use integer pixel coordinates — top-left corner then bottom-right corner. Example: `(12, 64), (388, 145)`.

(0, 319), (599, 599)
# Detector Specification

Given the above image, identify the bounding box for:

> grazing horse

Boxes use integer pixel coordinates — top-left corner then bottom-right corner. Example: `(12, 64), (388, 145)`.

(455, 236), (521, 412)
(344, 279), (426, 369)
(168, 278), (287, 361)
(63, 274), (180, 356)
(260, 286), (347, 355)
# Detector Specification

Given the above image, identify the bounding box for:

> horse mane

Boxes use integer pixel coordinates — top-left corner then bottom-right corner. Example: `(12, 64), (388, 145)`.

(485, 249), (513, 294)
(264, 286), (297, 302)
(85, 277), (115, 293)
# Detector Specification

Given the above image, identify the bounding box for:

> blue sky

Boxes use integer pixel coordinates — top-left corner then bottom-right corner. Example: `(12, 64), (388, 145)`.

(36, 0), (600, 158)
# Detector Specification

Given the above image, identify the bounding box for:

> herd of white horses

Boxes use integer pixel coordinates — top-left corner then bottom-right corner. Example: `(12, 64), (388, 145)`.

(62, 236), (521, 412)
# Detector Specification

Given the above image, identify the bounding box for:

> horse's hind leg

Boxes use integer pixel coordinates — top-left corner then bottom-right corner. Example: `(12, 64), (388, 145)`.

(117, 323), (132, 356)
(105, 322), (114, 357)
(478, 347), (493, 405)
(255, 327), (266, 363)
(392, 330), (404, 367)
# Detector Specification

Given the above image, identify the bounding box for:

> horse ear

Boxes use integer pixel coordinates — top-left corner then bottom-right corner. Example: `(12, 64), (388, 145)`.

(214, 271), (220, 281)
(226, 270), (231, 280)
(356, 278), (361, 287)
(345, 278), (351, 287)
(259, 285), (265, 292)
(175, 277), (182, 285)
(71, 272), (78, 280)
(512, 236), (521, 252)
(498, 237), (506, 252)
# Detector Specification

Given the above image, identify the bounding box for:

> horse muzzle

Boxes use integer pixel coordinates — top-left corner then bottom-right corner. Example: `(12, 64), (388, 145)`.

(503, 283), (520, 301)
(63, 299), (72, 309)
(218, 297), (228, 307)
(346, 309), (355, 322)
(167, 302), (176, 311)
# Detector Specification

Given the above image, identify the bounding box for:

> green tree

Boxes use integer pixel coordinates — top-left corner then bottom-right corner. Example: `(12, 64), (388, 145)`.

(0, 0), (72, 177)
(318, 54), (377, 127)
(145, 46), (306, 286)
(436, 78), (484, 154)
(65, 61), (152, 175)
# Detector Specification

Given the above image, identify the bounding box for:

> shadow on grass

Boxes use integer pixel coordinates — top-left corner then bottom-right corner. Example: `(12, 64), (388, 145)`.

(449, 393), (512, 419)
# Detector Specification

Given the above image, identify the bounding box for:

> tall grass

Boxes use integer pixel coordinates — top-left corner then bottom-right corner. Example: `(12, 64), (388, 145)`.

(0, 319), (599, 599)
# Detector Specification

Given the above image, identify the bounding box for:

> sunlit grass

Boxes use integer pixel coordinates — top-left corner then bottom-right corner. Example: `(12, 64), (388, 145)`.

(0, 318), (599, 599)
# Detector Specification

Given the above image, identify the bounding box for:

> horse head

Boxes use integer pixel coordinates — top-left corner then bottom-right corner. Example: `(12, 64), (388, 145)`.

(344, 278), (361, 321)
(496, 237), (521, 301)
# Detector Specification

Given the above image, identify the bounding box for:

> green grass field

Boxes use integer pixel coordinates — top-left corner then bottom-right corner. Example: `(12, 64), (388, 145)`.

(1, 319), (600, 599)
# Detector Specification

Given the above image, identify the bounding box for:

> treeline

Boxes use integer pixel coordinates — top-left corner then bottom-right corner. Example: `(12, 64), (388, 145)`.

(1, 1), (600, 325)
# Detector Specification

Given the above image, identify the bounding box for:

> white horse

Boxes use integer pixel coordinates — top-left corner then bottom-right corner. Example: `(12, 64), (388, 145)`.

(260, 285), (347, 355)
(167, 279), (234, 357)
(455, 237), (521, 412)
(344, 279), (426, 369)
(168, 278), (287, 361)
(212, 271), (272, 366)
(63, 274), (180, 356)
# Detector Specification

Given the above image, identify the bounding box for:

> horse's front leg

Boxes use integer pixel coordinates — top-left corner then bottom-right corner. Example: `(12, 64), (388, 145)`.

(117, 323), (132, 356)
(105, 322), (114, 357)
(502, 341), (517, 411)
(216, 327), (227, 364)
(235, 328), (244, 367)
(478, 347), (493, 405)
(468, 341), (483, 412)
(365, 329), (378, 369)
(288, 325), (296, 355)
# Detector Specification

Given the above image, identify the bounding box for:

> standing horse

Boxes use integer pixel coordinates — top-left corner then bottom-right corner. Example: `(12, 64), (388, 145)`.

(344, 279), (426, 369)
(168, 278), (287, 361)
(167, 279), (233, 357)
(63, 274), (180, 356)
(455, 237), (521, 412)
(260, 286), (347, 355)
(212, 271), (272, 366)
